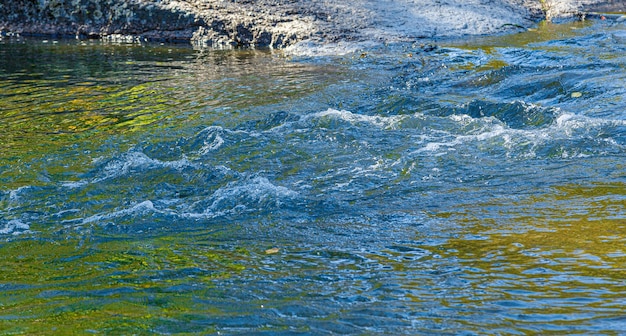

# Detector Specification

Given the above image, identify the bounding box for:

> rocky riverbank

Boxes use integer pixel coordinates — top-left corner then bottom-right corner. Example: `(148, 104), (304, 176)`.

(0, 0), (623, 49)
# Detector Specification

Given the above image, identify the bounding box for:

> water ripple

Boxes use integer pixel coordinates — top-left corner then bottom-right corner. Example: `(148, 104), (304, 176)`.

(1, 20), (625, 334)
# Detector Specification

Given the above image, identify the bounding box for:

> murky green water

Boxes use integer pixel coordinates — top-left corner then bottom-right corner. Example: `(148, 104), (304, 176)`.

(1, 18), (625, 335)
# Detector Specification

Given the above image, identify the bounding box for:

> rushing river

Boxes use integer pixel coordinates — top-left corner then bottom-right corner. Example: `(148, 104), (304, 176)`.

(1, 18), (625, 335)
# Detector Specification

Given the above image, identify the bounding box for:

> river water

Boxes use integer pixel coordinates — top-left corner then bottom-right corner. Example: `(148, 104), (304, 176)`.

(1, 18), (625, 335)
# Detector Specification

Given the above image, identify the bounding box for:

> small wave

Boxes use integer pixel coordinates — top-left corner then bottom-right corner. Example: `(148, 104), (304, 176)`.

(186, 176), (300, 218)
(98, 150), (194, 180)
(177, 126), (227, 156)
(172, 126), (264, 157)
(416, 109), (626, 159)
(236, 111), (300, 132)
(613, 31), (626, 44)
(307, 108), (407, 129)
(554, 113), (626, 132)
(7, 186), (31, 202)
(442, 100), (558, 130)
(62, 175), (300, 227)
(64, 149), (198, 188)
(0, 220), (31, 236)
(415, 124), (508, 155)
(79, 200), (168, 225)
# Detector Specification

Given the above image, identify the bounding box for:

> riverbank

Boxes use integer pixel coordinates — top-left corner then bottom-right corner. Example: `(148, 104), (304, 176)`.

(0, 1), (623, 49)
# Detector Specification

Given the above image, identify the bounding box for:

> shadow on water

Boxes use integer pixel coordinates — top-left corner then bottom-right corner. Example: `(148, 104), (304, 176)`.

(0, 17), (625, 335)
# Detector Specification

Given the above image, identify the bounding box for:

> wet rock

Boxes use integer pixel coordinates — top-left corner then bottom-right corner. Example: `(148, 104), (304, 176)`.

(0, 0), (619, 49)
(580, 0), (626, 13)
(265, 247), (280, 254)
(542, 0), (624, 21)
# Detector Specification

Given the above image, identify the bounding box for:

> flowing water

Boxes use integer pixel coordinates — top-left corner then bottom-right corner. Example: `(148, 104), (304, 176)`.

(1, 18), (625, 335)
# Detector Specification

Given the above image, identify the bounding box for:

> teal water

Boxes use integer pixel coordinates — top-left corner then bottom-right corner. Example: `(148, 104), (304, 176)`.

(1, 19), (625, 335)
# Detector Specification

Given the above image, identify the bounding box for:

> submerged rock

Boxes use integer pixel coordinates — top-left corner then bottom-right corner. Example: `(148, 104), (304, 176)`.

(0, 0), (621, 49)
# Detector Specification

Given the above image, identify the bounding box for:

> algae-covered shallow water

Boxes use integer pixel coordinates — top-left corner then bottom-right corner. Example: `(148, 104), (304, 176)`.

(1, 18), (625, 335)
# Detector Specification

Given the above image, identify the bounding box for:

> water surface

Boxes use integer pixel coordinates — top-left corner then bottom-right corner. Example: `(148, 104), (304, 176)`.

(1, 19), (625, 335)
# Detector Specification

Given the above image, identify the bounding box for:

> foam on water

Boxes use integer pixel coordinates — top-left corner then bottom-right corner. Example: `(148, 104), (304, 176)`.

(7, 186), (31, 203)
(0, 220), (31, 236)
(52, 139), (302, 225)
(8, 99), (625, 237)
(399, 101), (626, 159)
(196, 127), (226, 155)
(63, 149), (199, 189)
(98, 150), (196, 180)
(308, 108), (408, 129)
(185, 176), (300, 219)
(80, 200), (163, 225)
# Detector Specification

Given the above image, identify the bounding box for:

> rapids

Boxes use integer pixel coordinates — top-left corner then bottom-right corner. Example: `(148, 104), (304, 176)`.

(0, 17), (625, 334)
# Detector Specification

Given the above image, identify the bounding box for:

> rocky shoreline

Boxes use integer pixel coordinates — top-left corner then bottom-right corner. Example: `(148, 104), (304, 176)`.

(0, 0), (623, 49)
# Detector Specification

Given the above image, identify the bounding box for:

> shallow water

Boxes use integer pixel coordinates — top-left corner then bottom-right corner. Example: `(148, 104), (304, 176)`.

(1, 18), (625, 335)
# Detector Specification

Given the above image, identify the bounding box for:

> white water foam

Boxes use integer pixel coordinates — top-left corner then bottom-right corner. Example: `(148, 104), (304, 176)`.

(0, 220), (31, 236)
(414, 119), (509, 155)
(308, 108), (408, 129)
(413, 109), (626, 158)
(196, 126), (226, 155)
(186, 176), (299, 219)
(555, 113), (626, 134)
(65, 175), (299, 225)
(8, 186), (30, 202)
(99, 151), (194, 180)
(63, 150), (198, 188)
(79, 200), (171, 225)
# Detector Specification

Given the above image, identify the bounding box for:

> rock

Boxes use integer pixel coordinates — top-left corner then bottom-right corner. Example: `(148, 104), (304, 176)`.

(0, 0), (619, 49)
(265, 247), (280, 254)
(580, 0), (626, 13)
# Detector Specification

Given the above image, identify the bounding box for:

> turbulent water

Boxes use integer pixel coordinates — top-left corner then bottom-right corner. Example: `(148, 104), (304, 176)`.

(1, 18), (625, 335)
